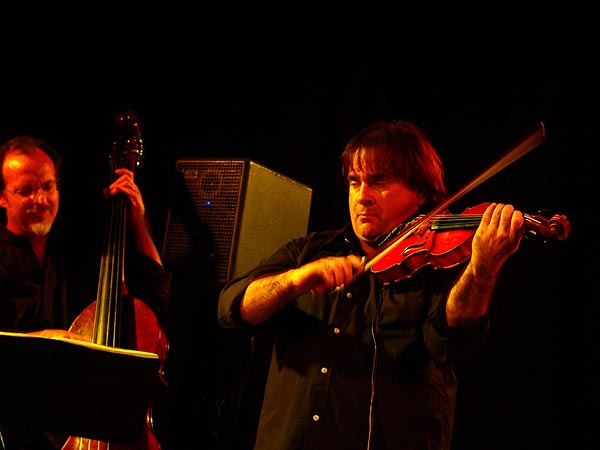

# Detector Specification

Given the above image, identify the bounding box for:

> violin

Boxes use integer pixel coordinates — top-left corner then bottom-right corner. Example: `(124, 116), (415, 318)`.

(362, 121), (572, 284)
(367, 202), (572, 284)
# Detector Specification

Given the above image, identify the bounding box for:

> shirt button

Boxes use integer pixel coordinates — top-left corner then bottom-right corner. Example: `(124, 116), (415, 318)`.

(321, 367), (328, 374)
(312, 415), (320, 421)
(333, 327), (340, 334)
(346, 292), (353, 299)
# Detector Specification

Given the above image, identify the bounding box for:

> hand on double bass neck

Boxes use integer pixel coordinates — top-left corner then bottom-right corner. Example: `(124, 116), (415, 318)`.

(106, 168), (145, 218)
(105, 167), (162, 266)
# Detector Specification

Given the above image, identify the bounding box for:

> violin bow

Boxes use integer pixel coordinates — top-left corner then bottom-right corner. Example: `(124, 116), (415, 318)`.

(365, 121), (547, 272)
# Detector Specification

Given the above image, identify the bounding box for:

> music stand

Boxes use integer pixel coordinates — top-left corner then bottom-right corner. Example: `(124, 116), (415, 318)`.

(0, 331), (161, 442)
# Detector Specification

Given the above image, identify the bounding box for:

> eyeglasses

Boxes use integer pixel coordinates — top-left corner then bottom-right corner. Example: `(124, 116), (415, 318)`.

(4, 179), (60, 199)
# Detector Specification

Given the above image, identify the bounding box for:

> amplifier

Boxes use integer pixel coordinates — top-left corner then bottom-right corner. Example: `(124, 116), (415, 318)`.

(161, 158), (312, 282)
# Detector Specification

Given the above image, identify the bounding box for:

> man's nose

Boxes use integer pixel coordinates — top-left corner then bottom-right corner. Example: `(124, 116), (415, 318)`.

(32, 188), (51, 202)
(356, 184), (374, 203)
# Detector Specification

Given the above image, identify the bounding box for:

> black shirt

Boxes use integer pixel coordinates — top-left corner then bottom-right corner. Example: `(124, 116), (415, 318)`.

(218, 224), (489, 450)
(0, 224), (171, 449)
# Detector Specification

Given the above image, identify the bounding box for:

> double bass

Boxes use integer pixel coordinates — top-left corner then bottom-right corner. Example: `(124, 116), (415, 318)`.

(63, 111), (169, 449)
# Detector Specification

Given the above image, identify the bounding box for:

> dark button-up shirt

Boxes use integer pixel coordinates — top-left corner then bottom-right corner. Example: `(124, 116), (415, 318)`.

(218, 224), (489, 450)
(0, 224), (171, 449)
(0, 225), (170, 331)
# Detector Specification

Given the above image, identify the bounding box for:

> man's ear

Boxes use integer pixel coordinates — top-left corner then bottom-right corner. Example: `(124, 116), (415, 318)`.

(0, 195), (7, 208)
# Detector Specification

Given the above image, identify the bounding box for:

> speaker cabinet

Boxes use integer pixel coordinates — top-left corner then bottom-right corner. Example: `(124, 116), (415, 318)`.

(161, 158), (312, 282)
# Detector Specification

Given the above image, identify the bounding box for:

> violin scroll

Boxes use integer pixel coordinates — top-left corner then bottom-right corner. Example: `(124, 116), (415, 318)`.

(523, 211), (572, 241)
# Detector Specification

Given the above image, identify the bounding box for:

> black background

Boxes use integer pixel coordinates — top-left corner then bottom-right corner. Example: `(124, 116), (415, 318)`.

(2, 1), (596, 449)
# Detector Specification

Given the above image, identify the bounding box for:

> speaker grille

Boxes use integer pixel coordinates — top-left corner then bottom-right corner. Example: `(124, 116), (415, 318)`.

(162, 159), (312, 282)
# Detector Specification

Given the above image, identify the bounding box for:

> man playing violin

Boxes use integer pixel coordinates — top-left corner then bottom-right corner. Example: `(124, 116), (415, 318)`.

(0, 135), (170, 449)
(218, 119), (525, 450)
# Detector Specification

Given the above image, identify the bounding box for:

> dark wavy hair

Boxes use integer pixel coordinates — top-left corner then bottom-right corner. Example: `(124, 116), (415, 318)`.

(340, 119), (448, 211)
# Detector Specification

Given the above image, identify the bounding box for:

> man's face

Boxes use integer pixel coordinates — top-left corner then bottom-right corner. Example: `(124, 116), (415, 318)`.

(348, 153), (424, 246)
(0, 148), (60, 237)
